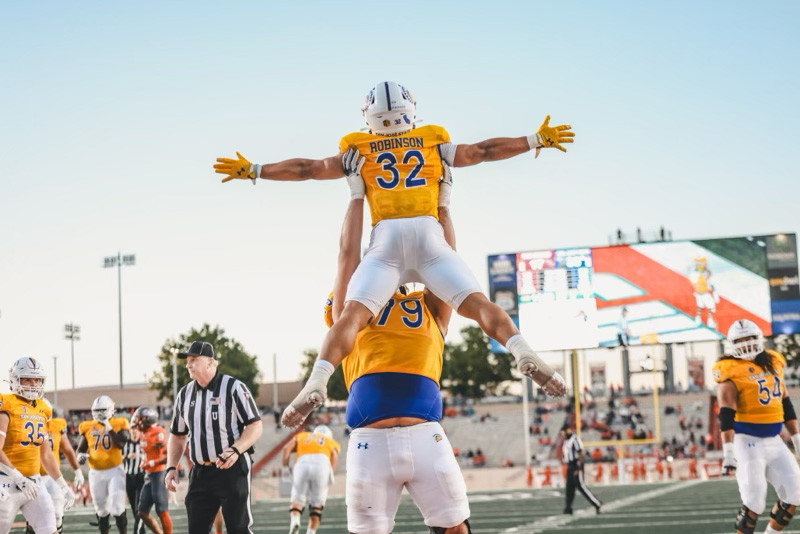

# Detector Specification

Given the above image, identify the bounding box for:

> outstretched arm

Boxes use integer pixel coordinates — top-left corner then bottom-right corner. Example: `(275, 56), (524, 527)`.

(332, 199), (365, 323)
(215, 152), (345, 183)
(451, 115), (574, 167)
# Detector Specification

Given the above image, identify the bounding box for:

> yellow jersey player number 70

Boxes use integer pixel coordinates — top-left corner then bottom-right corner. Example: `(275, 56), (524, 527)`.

(215, 81), (572, 428)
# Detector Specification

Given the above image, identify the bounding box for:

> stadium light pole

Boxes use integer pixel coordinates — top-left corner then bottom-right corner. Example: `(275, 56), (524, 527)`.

(170, 347), (179, 403)
(103, 252), (136, 389)
(64, 323), (80, 389)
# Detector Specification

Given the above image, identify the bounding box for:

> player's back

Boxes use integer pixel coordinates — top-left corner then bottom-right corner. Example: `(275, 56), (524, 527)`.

(78, 416), (129, 470)
(0, 393), (51, 476)
(295, 431), (340, 463)
(339, 125), (450, 225)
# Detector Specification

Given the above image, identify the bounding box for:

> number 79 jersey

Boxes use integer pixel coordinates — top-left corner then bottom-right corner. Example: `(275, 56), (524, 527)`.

(339, 125), (450, 226)
(78, 417), (130, 470)
(712, 349), (787, 425)
(0, 394), (52, 476)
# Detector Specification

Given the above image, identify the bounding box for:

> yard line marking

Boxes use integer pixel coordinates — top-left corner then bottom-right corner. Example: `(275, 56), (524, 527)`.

(502, 479), (705, 533)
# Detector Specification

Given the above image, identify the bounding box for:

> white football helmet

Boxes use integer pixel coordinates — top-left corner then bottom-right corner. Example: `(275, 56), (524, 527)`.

(91, 395), (115, 422)
(362, 81), (416, 135)
(313, 425), (333, 440)
(9, 357), (46, 401)
(727, 319), (765, 360)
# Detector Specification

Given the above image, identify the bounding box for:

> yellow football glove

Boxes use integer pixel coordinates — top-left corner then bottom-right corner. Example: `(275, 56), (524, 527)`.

(528, 115), (574, 158)
(214, 152), (260, 183)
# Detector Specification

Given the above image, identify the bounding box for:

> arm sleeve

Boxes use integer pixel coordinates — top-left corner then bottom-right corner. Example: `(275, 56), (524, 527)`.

(233, 382), (260, 425)
(784, 397), (797, 422)
(170, 388), (189, 435)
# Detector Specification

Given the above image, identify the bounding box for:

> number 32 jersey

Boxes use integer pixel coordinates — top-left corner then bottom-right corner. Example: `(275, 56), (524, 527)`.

(78, 417), (130, 470)
(713, 349), (787, 436)
(0, 394), (52, 477)
(339, 125), (450, 226)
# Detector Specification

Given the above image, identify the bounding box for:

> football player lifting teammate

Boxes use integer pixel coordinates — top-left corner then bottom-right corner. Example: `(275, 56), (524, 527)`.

(215, 81), (572, 428)
(714, 319), (800, 534)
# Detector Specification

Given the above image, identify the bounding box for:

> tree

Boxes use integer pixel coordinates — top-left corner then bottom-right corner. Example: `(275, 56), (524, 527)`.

(149, 324), (261, 403)
(300, 349), (348, 401)
(775, 334), (800, 366)
(441, 325), (515, 399)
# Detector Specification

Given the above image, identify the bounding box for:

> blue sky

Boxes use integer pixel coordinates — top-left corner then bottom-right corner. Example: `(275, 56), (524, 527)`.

(1, 1), (798, 391)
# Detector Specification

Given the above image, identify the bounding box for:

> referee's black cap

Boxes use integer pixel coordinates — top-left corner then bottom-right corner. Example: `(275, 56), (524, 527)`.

(177, 341), (216, 359)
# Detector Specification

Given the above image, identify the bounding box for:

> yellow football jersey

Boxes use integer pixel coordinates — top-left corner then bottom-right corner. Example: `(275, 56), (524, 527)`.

(294, 431), (340, 461)
(689, 270), (710, 294)
(339, 125), (450, 226)
(0, 394), (52, 477)
(712, 350), (787, 424)
(78, 417), (129, 470)
(39, 417), (67, 476)
(341, 290), (444, 390)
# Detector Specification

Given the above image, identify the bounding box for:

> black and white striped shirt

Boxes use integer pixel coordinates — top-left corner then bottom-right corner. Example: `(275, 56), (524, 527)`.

(562, 434), (583, 464)
(170, 372), (260, 466)
(122, 441), (143, 476)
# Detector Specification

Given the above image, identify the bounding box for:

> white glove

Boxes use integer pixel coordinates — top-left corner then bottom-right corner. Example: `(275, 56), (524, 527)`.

(342, 148), (366, 200)
(540, 372), (567, 398)
(722, 442), (737, 476)
(55, 476), (75, 510)
(328, 467), (335, 486)
(0, 485), (8, 502)
(102, 420), (113, 432)
(73, 468), (85, 490)
(77, 452), (88, 466)
(791, 434), (800, 458)
(9, 469), (37, 500)
(438, 164), (453, 208)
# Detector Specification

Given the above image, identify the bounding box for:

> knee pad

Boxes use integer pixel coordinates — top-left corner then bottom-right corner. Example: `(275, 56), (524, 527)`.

(97, 514), (111, 533)
(429, 520), (471, 534)
(736, 505), (758, 534)
(290, 506), (304, 515)
(310, 506), (323, 521)
(115, 511), (128, 530)
(771, 500), (796, 527)
(25, 523), (35, 534)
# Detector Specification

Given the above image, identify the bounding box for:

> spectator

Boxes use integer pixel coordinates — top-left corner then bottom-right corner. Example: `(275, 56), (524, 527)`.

(472, 449), (486, 468)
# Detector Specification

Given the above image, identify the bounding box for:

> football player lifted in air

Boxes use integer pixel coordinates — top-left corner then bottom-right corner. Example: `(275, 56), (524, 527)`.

(77, 395), (131, 534)
(215, 82), (571, 428)
(282, 425), (340, 534)
(26, 398), (83, 534)
(132, 406), (172, 534)
(0, 357), (75, 534)
(713, 319), (800, 534)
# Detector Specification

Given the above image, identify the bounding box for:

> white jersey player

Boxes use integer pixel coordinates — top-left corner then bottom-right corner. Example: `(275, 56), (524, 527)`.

(282, 425), (340, 534)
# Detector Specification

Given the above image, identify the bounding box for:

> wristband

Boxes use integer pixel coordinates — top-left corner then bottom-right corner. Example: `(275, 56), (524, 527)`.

(251, 164), (261, 185)
(231, 446), (241, 456)
(527, 133), (543, 149)
(165, 466), (176, 474)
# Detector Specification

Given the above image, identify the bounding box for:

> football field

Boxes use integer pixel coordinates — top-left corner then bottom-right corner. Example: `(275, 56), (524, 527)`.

(51, 478), (796, 533)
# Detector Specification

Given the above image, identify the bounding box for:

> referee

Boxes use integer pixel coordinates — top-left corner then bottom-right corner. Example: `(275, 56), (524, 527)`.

(164, 341), (263, 533)
(561, 426), (602, 514)
(122, 437), (145, 534)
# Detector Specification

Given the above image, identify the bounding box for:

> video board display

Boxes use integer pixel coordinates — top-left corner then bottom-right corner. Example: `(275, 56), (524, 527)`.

(488, 233), (800, 352)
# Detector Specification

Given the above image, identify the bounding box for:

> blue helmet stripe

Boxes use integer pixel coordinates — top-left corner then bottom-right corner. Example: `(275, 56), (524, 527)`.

(384, 82), (391, 111)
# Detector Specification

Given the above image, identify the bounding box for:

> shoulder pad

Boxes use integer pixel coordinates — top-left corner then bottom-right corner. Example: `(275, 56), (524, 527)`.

(339, 132), (373, 152)
(766, 349), (786, 366)
(416, 124), (450, 144)
(712, 358), (744, 383)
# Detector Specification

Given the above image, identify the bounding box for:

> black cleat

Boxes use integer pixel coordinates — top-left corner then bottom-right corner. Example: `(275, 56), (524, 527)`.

(563, 508), (573, 515)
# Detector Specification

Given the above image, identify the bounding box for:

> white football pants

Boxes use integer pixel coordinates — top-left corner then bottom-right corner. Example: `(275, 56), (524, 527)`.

(0, 475), (56, 534)
(290, 454), (330, 508)
(89, 465), (126, 517)
(735, 433), (800, 514)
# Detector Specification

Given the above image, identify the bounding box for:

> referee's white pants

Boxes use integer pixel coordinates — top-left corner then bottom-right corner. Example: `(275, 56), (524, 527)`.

(89, 465), (126, 517)
(346, 216), (481, 315)
(0, 474), (56, 534)
(346, 422), (469, 534)
(735, 433), (800, 514)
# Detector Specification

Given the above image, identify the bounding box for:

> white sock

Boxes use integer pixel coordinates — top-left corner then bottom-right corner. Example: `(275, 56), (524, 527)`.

(290, 514), (300, 528)
(765, 525), (781, 534)
(306, 528), (316, 534)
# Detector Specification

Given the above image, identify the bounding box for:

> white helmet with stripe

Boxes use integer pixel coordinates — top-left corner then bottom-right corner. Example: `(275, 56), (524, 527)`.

(727, 319), (764, 361)
(362, 81), (416, 135)
(313, 425), (333, 440)
(9, 357), (46, 400)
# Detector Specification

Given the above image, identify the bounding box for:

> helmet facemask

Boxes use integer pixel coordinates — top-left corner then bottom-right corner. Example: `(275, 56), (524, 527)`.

(727, 319), (765, 361)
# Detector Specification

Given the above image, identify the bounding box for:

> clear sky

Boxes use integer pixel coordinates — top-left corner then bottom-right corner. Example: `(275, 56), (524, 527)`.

(1, 1), (798, 392)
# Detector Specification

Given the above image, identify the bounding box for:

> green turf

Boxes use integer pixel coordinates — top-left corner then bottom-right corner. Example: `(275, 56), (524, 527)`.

(38, 479), (796, 533)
